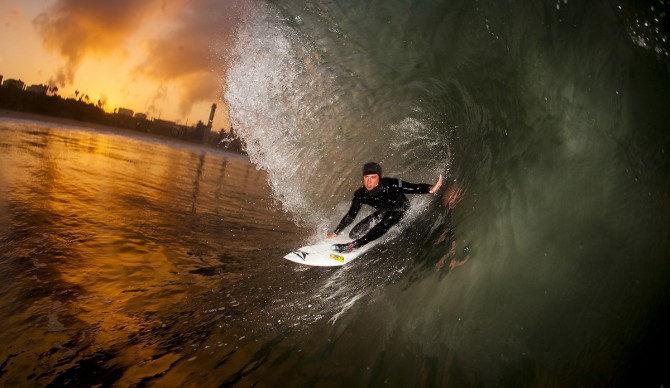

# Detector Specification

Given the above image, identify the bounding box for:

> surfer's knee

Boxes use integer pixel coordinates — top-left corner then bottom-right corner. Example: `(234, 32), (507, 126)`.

(349, 227), (366, 239)
(384, 210), (405, 226)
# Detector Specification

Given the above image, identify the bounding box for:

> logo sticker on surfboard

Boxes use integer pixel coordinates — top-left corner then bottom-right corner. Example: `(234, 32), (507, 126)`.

(292, 251), (309, 261)
(329, 253), (344, 263)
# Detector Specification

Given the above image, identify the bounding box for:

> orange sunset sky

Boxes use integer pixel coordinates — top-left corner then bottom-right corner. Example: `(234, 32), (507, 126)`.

(0, 0), (251, 130)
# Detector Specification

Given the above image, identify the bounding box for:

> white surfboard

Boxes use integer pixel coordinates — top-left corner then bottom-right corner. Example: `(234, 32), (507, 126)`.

(284, 239), (377, 267)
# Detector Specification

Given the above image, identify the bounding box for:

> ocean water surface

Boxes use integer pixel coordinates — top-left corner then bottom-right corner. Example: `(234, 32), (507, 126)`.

(0, 119), (324, 386)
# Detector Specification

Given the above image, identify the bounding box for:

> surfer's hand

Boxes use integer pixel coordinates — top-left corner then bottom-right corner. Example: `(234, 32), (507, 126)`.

(326, 233), (337, 239)
(429, 174), (443, 194)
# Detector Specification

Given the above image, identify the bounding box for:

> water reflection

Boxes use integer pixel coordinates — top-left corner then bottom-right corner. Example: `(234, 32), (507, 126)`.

(0, 120), (308, 386)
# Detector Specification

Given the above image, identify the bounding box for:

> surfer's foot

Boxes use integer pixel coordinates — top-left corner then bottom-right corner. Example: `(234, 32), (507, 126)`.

(332, 243), (356, 254)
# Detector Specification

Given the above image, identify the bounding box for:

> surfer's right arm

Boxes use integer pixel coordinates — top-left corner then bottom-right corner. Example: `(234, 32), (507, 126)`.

(327, 191), (363, 239)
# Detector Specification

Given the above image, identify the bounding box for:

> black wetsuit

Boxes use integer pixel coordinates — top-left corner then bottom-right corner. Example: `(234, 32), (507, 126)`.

(334, 177), (432, 248)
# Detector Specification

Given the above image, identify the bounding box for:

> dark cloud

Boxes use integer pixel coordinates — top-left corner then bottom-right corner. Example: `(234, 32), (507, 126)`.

(33, 0), (164, 85)
(32, 0), (249, 116)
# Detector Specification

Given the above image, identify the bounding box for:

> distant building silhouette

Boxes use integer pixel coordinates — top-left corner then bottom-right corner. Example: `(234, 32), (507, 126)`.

(26, 84), (48, 95)
(208, 103), (216, 128)
(117, 107), (134, 117)
(3, 79), (24, 90)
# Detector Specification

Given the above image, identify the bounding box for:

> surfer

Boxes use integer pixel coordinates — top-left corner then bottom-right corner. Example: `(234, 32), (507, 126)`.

(327, 162), (443, 253)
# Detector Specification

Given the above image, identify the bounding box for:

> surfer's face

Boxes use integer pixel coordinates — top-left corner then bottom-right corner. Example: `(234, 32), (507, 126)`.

(363, 174), (380, 191)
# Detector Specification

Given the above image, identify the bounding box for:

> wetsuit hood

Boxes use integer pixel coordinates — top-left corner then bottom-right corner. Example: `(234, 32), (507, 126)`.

(362, 162), (382, 177)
